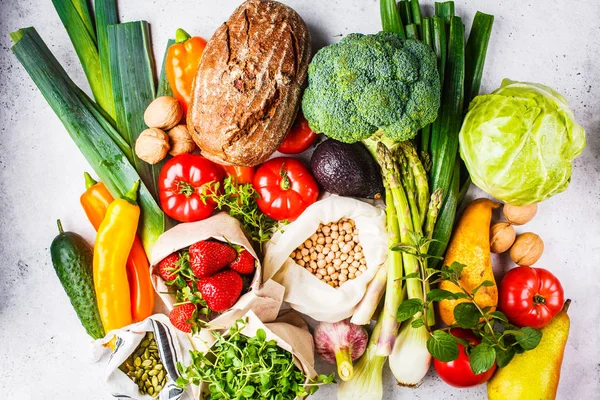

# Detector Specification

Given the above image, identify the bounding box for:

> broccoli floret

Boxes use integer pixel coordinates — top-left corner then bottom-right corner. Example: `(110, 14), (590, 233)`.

(302, 31), (440, 143)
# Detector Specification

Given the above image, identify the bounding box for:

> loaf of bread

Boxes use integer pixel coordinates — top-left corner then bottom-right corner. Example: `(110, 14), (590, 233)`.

(187, 0), (311, 166)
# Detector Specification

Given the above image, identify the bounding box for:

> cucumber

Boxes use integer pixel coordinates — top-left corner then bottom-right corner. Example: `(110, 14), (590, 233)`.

(50, 220), (105, 339)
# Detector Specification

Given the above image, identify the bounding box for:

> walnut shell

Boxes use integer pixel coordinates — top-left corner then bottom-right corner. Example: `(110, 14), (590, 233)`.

(490, 222), (516, 253)
(503, 203), (538, 225)
(167, 125), (196, 156)
(135, 128), (170, 164)
(144, 96), (183, 130)
(510, 232), (544, 266)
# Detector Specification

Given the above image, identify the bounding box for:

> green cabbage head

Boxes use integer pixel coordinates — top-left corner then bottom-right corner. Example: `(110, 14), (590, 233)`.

(459, 79), (586, 205)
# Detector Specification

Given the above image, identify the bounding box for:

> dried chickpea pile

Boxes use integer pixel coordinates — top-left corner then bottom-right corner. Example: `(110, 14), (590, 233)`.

(290, 218), (367, 288)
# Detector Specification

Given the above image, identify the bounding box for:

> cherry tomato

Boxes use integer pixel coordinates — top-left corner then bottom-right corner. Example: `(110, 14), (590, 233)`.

(277, 113), (318, 154)
(434, 329), (497, 388)
(499, 266), (564, 329)
(158, 154), (223, 222)
(253, 157), (319, 221)
(220, 165), (255, 185)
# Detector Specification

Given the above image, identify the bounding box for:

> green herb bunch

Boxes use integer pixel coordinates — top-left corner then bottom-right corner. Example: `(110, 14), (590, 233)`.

(201, 177), (278, 248)
(176, 319), (334, 399)
(394, 238), (543, 374)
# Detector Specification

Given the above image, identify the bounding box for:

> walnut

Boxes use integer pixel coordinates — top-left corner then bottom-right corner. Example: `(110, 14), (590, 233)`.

(503, 203), (538, 225)
(143, 96), (183, 130)
(510, 232), (544, 266)
(167, 125), (196, 156)
(135, 128), (170, 164)
(490, 222), (516, 253)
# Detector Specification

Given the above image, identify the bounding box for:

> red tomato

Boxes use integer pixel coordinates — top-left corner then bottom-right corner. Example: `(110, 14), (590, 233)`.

(158, 154), (223, 222)
(434, 329), (497, 388)
(253, 157), (319, 221)
(499, 266), (564, 329)
(277, 113), (318, 154)
(220, 165), (255, 185)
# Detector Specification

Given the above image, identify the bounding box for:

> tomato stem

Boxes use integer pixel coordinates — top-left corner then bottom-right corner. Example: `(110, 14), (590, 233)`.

(533, 294), (546, 305)
(177, 181), (196, 198)
(279, 164), (291, 191)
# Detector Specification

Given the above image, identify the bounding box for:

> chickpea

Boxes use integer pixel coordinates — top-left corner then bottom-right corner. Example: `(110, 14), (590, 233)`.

(327, 281), (336, 288)
(331, 231), (339, 239)
(331, 243), (339, 252)
(301, 248), (309, 257)
(339, 274), (348, 282)
(297, 260), (305, 267)
(311, 233), (318, 242)
(342, 244), (353, 253)
(360, 258), (367, 265)
(310, 261), (317, 270)
(318, 268), (327, 276)
(349, 266), (357, 274)
(325, 236), (333, 244)
(306, 267), (314, 273)
(317, 236), (325, 245)
(290, 251), (296, 259)
(348, 272), (356, 279)
(340, 253), (348, 261)
(315, 273), (323, 279)
(317, 259), (326, 268)
(322, 247), (330, 255)
(341, 262), (349, 270)
(331, 224), (338, 231)
(324, 275), (332, 282)
(355, 270), (362, 277)
(317, 253), (325, 261)
(351, 260), (360, 268)
(359, 265), (367, 272)
(344, 234), (353, 242)
(303, 256), (310, 263)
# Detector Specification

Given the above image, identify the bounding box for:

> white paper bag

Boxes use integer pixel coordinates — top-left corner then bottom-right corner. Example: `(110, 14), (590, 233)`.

(263, 196), (388, 322)
(150, 212), (285, 344)
(93, 314), (195, 400)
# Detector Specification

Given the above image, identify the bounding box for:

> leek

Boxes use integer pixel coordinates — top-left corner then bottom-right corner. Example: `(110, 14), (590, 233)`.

(11, 27), (164, 256)
(337, 317), (386, 400)
(108, 21), (161, 200)
(94, 0), (118, 120)
(51, 0), (113, 117)
(158, 39), (175, 98)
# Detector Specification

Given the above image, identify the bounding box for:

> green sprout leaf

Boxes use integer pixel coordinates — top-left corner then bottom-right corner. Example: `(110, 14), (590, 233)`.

(495, 346), (515, 368)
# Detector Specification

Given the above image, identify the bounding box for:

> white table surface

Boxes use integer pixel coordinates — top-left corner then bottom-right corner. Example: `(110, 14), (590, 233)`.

(1, 0), (599, 399)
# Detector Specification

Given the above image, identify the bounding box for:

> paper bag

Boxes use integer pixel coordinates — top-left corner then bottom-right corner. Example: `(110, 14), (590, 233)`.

(150, 212), (285, 341)
(263, 196), (388, 322)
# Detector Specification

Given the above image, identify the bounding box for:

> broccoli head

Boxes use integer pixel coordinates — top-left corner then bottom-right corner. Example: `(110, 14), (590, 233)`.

(302, 32), (441, 143)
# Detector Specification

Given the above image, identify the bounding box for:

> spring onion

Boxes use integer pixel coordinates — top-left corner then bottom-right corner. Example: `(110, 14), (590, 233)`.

(337, 317), (386, 400)
(389, 319), (431, 387)
(94, 0), (118, 120)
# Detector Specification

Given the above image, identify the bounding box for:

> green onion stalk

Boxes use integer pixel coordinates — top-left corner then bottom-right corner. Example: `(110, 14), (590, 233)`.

(337, 314), (386, 400)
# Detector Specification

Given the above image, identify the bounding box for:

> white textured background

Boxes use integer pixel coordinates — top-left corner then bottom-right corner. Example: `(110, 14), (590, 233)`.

(1, 0), (599, 399)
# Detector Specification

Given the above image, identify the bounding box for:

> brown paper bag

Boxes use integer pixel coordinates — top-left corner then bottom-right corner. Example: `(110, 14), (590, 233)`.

(149, 212), (285, 347)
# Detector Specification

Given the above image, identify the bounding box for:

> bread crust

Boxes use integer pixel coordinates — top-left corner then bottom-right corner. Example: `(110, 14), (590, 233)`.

(188, 0), (311, 166)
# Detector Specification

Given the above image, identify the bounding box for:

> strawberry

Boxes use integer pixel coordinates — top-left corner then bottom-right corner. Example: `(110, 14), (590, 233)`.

(198, 269), (243, 312)
(158, 253), (180, 281)
(230, 248), (256, 275)
(189, 240), (237, 278)
(169, 303), (197, 333)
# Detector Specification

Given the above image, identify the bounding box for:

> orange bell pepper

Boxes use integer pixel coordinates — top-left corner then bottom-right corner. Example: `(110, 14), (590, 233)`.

(166, 28), (207, 114)
(81, 173), (154, 323)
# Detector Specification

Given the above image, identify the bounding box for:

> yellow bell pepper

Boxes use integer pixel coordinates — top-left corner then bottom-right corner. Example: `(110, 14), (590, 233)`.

(93, 181), (140, 333)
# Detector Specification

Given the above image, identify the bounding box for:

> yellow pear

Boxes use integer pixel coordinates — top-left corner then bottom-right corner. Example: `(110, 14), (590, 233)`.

(439, 198), (499, 325)
(488, 301), (571, 400)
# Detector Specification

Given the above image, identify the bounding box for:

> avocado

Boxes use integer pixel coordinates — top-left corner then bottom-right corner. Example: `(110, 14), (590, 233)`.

(310, 139), (384, 199)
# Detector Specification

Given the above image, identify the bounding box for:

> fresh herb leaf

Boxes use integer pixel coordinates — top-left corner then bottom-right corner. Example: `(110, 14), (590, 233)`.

(453, 302), (480, 328)
(469, 343), (496, 374)
(427, 330), (459, 362)
(488, 311), (509, 323)
(427, 288), (460, 302)
(411, 318), (426, 328)
(201, 177), (278, 248)
(495, 346), (515, 368)
(517, 327), (543, 350)
(398, 272), (421, 281)
(397, 298), (424, 322)
(472, 280), (495, 295)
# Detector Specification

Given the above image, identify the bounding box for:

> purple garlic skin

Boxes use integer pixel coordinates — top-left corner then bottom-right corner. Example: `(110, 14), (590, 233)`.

(314, 319), (368, 363)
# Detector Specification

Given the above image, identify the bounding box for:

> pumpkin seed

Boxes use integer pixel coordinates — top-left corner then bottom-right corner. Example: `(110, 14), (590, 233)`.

(158, 370), (165, 381)
(134, 357), (141, 367)
(148, 369), (159, 377)
(142, 359), (153, 367)
(154, 364), (163, 371)
(155, 384), (163, 393)
(142, 371), (148, 381)
(152, 376), (158, 387)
